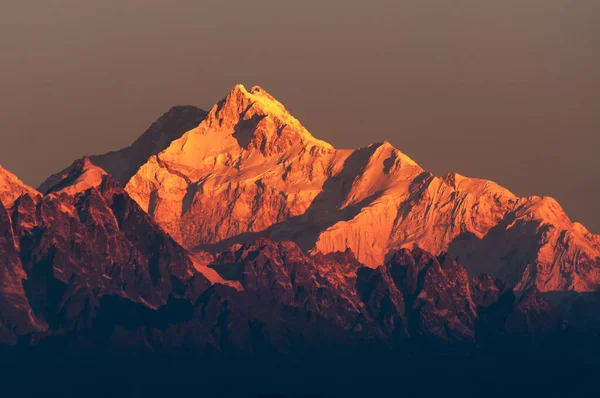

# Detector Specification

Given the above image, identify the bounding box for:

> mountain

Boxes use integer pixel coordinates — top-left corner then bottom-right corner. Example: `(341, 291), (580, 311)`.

(4, 85), (600, 396)
(0, 167), (45, 344)
(0, 165), (40, 208)
(0, 161), (592, 396)
(41, 157), (108, 196)
(124, 84), (600, 292)
(0, 161), (563, 349)
(0, 169), (564, 349)
(0, 159), (216, 345)
(38, 105), (207, 193)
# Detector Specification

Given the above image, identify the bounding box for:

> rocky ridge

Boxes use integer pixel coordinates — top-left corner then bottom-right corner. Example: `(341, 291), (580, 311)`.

(0, 163), (207, 345)
(0, 162), (564, 352)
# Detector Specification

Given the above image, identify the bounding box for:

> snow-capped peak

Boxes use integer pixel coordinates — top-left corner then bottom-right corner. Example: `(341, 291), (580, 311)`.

(0, 165), (40, 208)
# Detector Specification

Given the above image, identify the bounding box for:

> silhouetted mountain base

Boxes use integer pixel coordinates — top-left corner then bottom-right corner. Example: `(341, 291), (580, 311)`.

(2, 342), (600, 398)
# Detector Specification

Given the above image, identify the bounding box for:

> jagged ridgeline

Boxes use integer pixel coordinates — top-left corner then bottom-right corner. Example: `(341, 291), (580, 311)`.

(42, 84), (600, 292)
(1, 85), (600, 395)
(0, 162), (565, 350)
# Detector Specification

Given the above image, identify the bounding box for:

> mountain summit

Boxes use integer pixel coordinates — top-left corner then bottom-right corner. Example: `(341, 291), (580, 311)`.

(155, 84), (333, 172)
(121, 84), (600, 292)
(126, 84), (421, 259)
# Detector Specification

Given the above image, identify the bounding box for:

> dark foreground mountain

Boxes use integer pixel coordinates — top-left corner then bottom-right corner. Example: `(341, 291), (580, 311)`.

(2, 163), (600, 395)
(0, 171), (565, 351)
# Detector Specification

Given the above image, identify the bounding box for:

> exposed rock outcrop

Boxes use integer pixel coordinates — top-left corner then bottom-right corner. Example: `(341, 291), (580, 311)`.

(0, 162), (209, 345)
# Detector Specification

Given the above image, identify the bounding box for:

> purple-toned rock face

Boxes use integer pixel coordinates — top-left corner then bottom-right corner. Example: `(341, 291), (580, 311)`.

(0, 138), (570, 362)
(0, 167), (209, 345)
(0, 164), (563, 352)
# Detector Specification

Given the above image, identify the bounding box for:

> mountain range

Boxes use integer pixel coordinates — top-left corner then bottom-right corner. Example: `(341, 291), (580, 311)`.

(38, 84), (600, 292)
(2, 84), (600, 395)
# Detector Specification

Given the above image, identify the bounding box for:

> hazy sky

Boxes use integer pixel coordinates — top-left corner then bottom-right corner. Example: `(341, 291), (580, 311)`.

(1, 1), (599, 230)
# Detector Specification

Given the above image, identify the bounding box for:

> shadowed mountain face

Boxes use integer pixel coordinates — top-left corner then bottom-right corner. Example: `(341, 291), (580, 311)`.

(38, 105), (207, 193)
(0, 163), (204, 345)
